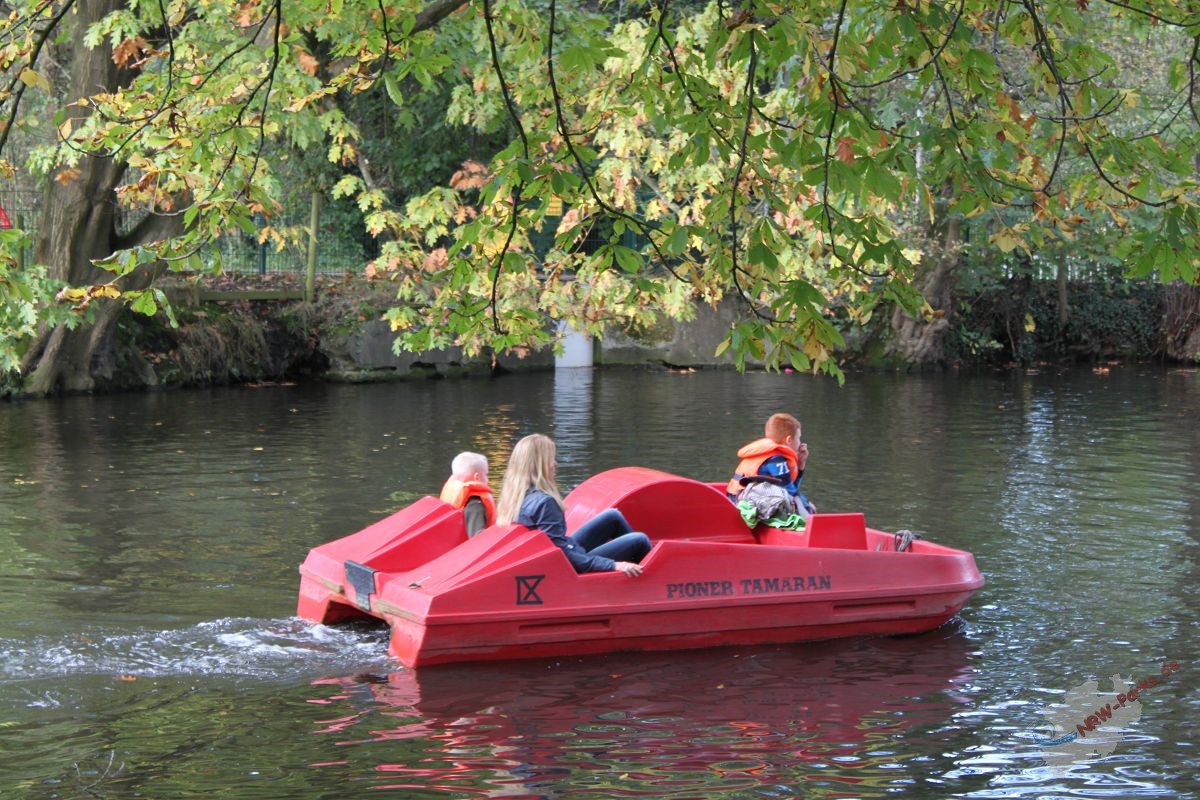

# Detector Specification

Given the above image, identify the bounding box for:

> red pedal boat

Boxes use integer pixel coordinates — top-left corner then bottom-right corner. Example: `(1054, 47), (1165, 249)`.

(296, 467), (984, 667)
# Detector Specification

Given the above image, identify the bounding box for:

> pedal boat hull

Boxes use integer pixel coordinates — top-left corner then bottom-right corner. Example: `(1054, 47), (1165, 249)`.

(297, 468), (984, 667)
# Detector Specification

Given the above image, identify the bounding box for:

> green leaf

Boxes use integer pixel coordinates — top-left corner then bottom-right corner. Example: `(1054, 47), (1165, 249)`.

(668, 225), (688, 255)
(130, 291), (158, 316)
(559, 45), (597, 75)
(613, 245), (640, 274)
(747, 240), (778, 270)
(384, 72), (405, 107)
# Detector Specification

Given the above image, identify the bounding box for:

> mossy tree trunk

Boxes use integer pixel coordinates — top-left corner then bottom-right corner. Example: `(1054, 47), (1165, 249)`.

(888, 183), (961, 365)
(18, 0), (178, 396)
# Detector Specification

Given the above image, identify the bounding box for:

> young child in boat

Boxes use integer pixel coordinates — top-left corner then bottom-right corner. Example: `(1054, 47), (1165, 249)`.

(726, 412), (817, 518)
(495, 434), (650, 576)
(439, 451), (495, 538)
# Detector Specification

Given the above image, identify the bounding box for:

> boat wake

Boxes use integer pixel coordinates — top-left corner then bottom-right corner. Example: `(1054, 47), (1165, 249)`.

(0, 617), (390, 686)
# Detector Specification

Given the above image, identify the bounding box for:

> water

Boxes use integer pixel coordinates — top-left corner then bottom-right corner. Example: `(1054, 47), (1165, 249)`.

(1, 366), (1196, 799)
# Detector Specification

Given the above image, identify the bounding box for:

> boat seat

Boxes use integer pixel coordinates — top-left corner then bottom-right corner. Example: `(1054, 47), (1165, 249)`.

(806, 513), (868, 550)
(564, 467), (755, 544)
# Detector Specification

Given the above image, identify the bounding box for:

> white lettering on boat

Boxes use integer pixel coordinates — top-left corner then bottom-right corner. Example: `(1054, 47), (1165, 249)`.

(665, 575), (831, 599)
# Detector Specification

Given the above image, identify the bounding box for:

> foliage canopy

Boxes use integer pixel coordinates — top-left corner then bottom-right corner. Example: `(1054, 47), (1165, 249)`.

(2, 0), (1199, 377)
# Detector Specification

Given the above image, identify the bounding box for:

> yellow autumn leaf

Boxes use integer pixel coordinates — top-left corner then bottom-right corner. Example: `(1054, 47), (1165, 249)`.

(19, 68), (50, 91)
(802, 336), (829, 363)
(56, 287), (88, 303)
(989, 228), (1022, 253)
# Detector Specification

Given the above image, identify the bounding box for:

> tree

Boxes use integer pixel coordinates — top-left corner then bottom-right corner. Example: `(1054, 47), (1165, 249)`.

(2, 0), (1199, 394)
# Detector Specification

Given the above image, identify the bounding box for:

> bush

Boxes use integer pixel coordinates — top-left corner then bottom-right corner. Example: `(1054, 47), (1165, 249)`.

(948, 279), (1163, 365)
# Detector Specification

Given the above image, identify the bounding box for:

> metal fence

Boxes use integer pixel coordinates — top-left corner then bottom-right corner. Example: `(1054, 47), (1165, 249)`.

(206, 209), (379, 276)
(0, 187), (41, 236)
(0, 187), (376, 276)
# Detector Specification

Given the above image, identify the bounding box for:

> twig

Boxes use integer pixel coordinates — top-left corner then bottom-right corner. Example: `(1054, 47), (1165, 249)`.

(482, 0), (528, 334)
(546, 0), (684, 282)
(728, 30), (773, 320)
(0, 0), (78, 155)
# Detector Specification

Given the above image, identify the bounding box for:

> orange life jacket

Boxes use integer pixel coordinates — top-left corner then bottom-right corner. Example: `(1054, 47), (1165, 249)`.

(439, 478), (496, 527)
(725, 438), (799, 495)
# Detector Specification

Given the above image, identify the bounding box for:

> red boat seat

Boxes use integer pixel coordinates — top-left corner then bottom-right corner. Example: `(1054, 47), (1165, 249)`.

(564, 467), (754, 544)
(806, 513), (868, 550)
(299, 496), (468, 583)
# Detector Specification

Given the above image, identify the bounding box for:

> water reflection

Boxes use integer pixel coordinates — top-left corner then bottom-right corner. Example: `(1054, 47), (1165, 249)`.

(309, 627), (976, 798)
(553, 367), (594, 474)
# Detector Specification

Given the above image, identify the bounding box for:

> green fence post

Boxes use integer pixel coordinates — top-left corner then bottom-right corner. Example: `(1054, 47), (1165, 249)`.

(16, 213), (25, 271)
(255, 213), (267, 275)
(305, 192), (322, 303)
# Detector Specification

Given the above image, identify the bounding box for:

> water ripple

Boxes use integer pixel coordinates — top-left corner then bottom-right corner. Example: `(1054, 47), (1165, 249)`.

(0, 617), (389, 689)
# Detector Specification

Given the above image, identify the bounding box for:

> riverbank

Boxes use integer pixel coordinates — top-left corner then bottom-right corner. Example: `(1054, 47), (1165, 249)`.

(5, 275), (1198, 396)
(94, 275), (753, 391)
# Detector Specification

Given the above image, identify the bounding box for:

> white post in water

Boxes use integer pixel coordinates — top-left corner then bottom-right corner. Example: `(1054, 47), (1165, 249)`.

(555, 321), (594, 369)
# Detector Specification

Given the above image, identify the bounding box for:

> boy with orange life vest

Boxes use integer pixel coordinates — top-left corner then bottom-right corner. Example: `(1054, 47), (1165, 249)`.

(726, 412), (816, 517)
(439, 452), (495, 537)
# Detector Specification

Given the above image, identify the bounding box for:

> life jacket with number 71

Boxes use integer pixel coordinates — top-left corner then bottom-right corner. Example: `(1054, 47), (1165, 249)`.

(725, 438), (799, 495)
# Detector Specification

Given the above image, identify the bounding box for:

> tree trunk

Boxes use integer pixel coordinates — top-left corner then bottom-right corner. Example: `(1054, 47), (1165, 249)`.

(19, 0), (175, 396)
(1057, 261), (1069, 326)
(888, 189), (961, 365)
(1164, 282), (1200, 361)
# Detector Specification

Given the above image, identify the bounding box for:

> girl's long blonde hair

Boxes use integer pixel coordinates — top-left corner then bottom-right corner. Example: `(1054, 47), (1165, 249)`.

(495, 434), (563, 524)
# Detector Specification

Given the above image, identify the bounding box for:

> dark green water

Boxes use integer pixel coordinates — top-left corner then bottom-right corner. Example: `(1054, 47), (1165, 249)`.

(1, 366), (1196, 799)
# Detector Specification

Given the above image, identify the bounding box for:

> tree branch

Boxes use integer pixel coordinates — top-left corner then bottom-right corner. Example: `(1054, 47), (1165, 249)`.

(545, 0), (684, 283)
(412, 0), (470, 35)
(840, 0), (966, 91)
(1019, 0), (1068, 195)
(0, 0), (78, 156)
(1097, 0), (1200, 27)
(482, 0), (527, 335)
(728, 30), (773, 321)
(1190, 36), (1200, 128)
